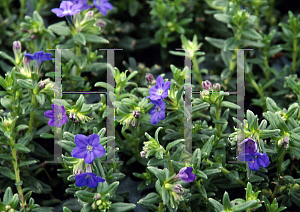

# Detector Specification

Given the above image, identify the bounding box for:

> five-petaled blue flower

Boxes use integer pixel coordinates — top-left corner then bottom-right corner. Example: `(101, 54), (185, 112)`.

(72, 134), (106, 164)
(179, 167), (196, 183)
(149, 99), (165, 125)
(75, 172), (105, 188)
(240, 138), (257, 154)
(24, 50), (53, 72)
(70, 0), (92, 11)
(93, 0), (113, 16)
(242, 152), (270, 171)
(51, 1), (82, 17)
(44, 104), (68, 128)
(146, 75), (171, 101)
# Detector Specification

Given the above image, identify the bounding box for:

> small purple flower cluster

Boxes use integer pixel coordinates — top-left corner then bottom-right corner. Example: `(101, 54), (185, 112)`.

(51, 0), (113, 17)
(72, 134), (106, 188)
(238, 138), (270, 171)
(146, 75), (171, 125)
(24, 50), (53, 73)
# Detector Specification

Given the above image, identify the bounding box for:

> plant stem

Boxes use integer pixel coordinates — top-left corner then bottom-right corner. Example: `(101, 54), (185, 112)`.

(19, 0), (26, 22)
(192, 57), (202, 91)
(158, 202), (165, 212)
(271, 151), (285, 199)
(10, 136), (25, 210)
(75, 46), (81, 75)
(205, 159), (246, 187)
(215, 104), (222, 140)
(166, 152), (174, 176)
(180, 202), (191, 212)
(28, 95), (37, 133)
(250, 78), (264, 100)
(292, 38), (298, 73)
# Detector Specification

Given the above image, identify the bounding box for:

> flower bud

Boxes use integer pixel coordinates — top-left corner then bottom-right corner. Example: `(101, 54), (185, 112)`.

(13, 41), (21, 54)
(173, 184), (184, 195)
(86, 11), (94, 21)
(30, 34), (37, 40)
(140, 151), (146, 158)
(91, 203), (96, 209)
(5, 205), (11, 210)
(145, 73), (154, 83)
(213, 83), (220, 91)
(133, 110), (140, 119)
(38, 81), (46, 89)
(86, 164), (92, 173)
(202, 80), (211, 91)
(23, 56), (30, 66)
(94, 193), (101, 200)
(21, 28), (28, 33)
(131, 119), (136, 127)
(96, 20), (106, 28)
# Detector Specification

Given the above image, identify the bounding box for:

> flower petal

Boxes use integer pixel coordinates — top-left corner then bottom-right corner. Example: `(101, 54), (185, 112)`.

(156, 75), (164, 87)
(87, 175), (99, 188)
(93, 145), (106, 158)
(84, 151), (95, 164)
(44, 110), (54, 118)
(72, 147), (87, 159)
(48, 118), (55, 126)
(75, 134), (88, 147)
(158, 110), (165, 120)
(75, 174), (88, 187)
(150, 112), (159, 125)
(88, 134), (100, 146)
(248, 159), (260, 171)
(258, 153), (270, 168)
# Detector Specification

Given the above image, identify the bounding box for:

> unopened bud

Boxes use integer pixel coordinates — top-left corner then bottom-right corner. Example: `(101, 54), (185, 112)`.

(96, 20), (106, 28)
(13, 41), (21, 53)
(131, 119), (136, 127)
(94, 193), (101, 200)
(23, 56), (30, 66)
(91, 203), (96, 209)
(133, 110), (140, 119)
(145, 73), (154, 83)
(38, 81), (45, 89)
(30, 35), (37, 40)
(21, 28), (28, 33)
(173, 184), (184, 195)
(140, 151), (146, 158)
(202, 80), (211, 91)
(86, 164), (92, 173)
(283, 137), (289, 144)
(85, 11), (94, 21)
(213, 83), (220, 91)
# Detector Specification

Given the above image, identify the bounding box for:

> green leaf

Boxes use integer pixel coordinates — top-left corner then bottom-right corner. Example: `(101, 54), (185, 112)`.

(9, 193), (19, 209)
(73, 33), (86, 45)
(232, 200), (259, 211)
(40, 133), (54, 139)
(0, 167), (16, 180)
(3, 187), (13, 204)
(176, 84), (185, 103)
(64, 132), (75, 142)
(107, 181), (119, 196)
(137, 192), (161, 204)
(48, 23), (71, 36)
(196, 169), (207, 179)
(208, 198), (223, 212)
(19, 160), (38, 167)
(220, 101), (241, 109)
(73, 94), (85, 111)
(14, 144), (31, 153)
(58, 140), (76, 153)
(17, 79), (33, 89)
(95, 81), (114, 93)
(258, 129), (280, 139)
(83, 33), (109, 44)
(75, 190), (94, 203)
(33, 11), (44, 24)
(0, 51), (16, 65)
(214, 13), (231, 24)
(166, 139), (184, 152)
(0, 153), (14, 160)
(162, 186), (170, 205)
(109, 203), (136, 212)
(204, 37), (225, 49)
(203, 169), (221, 176)
(63, 207), (72, 212)
(266, 97), (281, 112)
(201, 135), (214, 159)
(147, 167), (166, 184)
(223, 192), (231, 211)
(242, 28), (262, 40)
(192, 102), (210, 113)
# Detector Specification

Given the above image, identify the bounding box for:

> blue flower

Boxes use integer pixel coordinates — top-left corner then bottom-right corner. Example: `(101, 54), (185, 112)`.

(240, 138), (258, 154)
(44, 104), (68, 128)
(72, 134), (106, 164)
(70, 0), (92, 11)
(179, 167), (195, 183)
(243, 152), (270, 171)
(93, 0), (113, 16)
(75, 172), (105, 188)
(146, 75), (171, 101)
(149, 99), (165, 125)
(51, 1), (82, 17)
(24, 50), (53, 72)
